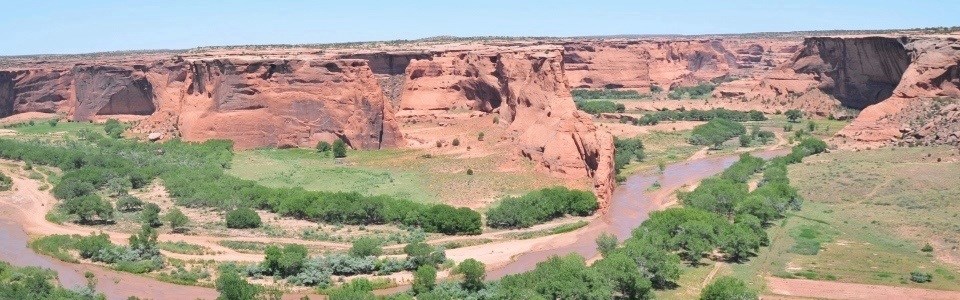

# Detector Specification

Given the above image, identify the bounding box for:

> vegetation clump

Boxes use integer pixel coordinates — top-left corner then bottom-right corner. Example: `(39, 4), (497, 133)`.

(636, 108), (766, 125)
(226, 208), (262, 229)
(575, 100), (625, 115)
(486, 187), (597, 229)
(700, 276), (757, 300)
(668, 83), (715, 99)
(614, 137), (645, 175)
(571, 88), (644, 100)
(689, 118), (747, 148)
(0, 172), (12, 191)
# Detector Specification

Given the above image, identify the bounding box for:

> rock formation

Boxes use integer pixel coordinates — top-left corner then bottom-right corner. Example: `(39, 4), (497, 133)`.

(0, 58), (403, 150)
(837, 36), (960, 146)
(398, 45), (616, 203)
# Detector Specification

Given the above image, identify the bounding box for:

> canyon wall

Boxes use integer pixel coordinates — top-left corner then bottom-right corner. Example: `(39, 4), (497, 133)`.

(836, 36), (960, 146)
(397, 45), (616, 202)
(561, 39), (797, 91)
(0, 58), (403, 150)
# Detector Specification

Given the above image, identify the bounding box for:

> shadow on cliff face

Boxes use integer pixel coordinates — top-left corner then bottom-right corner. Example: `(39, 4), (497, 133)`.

(73, 66), (156, 119)
(796, 37), (910, 109)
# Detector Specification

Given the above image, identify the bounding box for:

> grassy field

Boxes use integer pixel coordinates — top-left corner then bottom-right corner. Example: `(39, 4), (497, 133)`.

(620, 130), (701, 176)
(5, 119), (102, 136)
(736, 146), (960, 291)
(228, 147), (583, 207)
(654, 146), (960, 298)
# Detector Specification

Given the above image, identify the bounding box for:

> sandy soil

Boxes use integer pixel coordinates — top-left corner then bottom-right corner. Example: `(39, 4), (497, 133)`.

(766, 277), (960, 300)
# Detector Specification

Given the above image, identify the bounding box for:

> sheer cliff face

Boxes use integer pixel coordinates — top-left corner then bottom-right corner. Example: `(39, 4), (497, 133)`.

(160, 59), (403, 150)
(792, 37), (911, 109)
(837, 37), (960, 146)
(399, 46), (616, 203)
(0, 69), (72, 117)
(560, 39), (803, 91)
(0, 59), (403, 150)
(562, 40), (739, 90)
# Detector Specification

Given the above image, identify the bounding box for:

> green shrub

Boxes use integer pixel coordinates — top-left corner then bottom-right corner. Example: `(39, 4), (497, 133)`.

(486, 187), (597, 229)
(614, 137), (645, 174)
(216, 265), (260, 300)
(104, 119), (124, 138)
(571, 89), (643, 100)
(922, 243), (934, 252)
(226, 208), (262, 229)
(62, 194), (114, 224)
(164, 208), (189, 232)
(452, 138), (460, 146)
(412, 265), (437, 295)
(668, 83), (715, 99)
(689, 118), (746, 148)
(455, 259), (486, 291)
(140, 203), (162, 227)
(910, 271), (933, 283)
(700, 276), (757, 300)
(316, 141), (331, 153)
(785, 109), (803, 122)
(117, 195), (144, 212)
(575, 100), (625, 115)
(349, 237), (383, 257)
(332, 139), (347, 158)
(0, 172), (11, 191)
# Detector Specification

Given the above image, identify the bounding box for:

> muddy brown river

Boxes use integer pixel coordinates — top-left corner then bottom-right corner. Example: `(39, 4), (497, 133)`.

(0, 149), (786, 299)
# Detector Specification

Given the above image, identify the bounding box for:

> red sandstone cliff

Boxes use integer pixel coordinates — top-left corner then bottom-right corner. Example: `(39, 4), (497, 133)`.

(836, 36), (960, 146)
(397, 45), (616, 203)
(0, 58), (403, 150)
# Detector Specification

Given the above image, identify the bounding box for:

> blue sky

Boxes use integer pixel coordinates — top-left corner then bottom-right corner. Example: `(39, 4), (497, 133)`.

(2, 0), (957, 55)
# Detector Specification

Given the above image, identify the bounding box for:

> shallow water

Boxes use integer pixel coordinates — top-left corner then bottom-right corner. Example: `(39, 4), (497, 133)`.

(487, 149), (787, 279)
(0, 213), (219, 300)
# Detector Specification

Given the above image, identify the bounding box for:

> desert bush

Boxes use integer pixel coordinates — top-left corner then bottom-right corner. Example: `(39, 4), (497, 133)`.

(349, 237), (383, 257)
(140, 203), (162, 227)
(226, 208), (262, 229)
(910, 271), (933, 283)
(316, 141), (331, 153)
(668, 83), (715, 99)
(164, 208), (189, 232)
(0, 172), (11, 191)
(785, 109), (803, 122)
(332, 139), (347, 158)
(116, 195), (144, 212)
(700, 276), (757, 300)
(103, 119), (124, 138)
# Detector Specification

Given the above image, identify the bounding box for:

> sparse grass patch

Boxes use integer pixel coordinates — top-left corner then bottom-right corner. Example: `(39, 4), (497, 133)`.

(159, 241), (211, 255)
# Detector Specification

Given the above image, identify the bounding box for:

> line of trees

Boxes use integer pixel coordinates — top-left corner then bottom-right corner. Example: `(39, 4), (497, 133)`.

(571, 89), (645, 100)
(575, 100), (626, 115)
(636, 108), (766, 125)
(485, 187), (598, 229)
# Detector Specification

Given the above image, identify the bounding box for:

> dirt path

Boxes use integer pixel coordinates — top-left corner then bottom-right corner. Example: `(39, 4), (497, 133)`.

(766, 277), (960, 300)
(701, 262), (725, 288)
